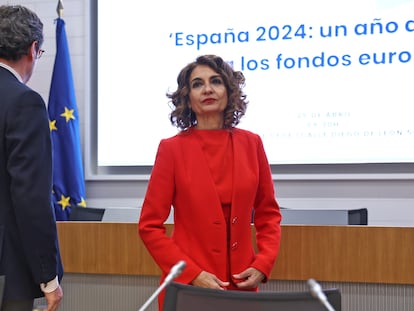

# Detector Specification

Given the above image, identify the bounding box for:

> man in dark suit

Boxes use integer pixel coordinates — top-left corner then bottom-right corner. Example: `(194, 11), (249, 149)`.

(0, 5), (63, 311)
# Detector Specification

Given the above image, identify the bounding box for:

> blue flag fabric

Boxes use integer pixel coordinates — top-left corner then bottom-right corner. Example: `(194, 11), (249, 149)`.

(48, 18), (86, 221)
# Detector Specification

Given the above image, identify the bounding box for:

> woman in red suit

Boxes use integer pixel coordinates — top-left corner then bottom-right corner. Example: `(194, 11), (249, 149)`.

(138, 54), (282, 310)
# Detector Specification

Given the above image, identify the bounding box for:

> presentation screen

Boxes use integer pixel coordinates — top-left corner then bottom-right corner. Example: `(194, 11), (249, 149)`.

(92, 0), (414, 177)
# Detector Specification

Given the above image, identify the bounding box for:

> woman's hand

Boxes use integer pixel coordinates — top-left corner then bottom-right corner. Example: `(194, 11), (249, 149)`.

(191, 271), (230, 290)
(232, 267), (265, 289)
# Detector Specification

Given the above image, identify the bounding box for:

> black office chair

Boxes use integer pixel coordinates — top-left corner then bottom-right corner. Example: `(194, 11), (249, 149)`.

(163, 282), (341, 311)
(348, 208), (368, 225)
(68, 206), (105, 221)
(0, 275), (5, 309)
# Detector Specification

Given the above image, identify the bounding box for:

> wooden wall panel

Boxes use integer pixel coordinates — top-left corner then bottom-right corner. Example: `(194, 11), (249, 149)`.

(57, 223), (414, 284)
(271, 225), (414, 284)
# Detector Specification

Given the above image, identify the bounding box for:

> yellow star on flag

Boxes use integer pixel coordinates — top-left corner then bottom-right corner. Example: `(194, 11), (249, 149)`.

(60, 107), (75, 123)
(78, 198), (87, 208)
(49, 119), (58, 131)
(58, 194), (71, 210)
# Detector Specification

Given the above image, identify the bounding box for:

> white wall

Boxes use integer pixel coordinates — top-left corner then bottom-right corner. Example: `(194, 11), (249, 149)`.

(13, 0), (414, 227)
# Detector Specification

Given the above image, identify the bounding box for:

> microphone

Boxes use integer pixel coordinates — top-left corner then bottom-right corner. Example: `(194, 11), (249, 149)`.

(138, 260), (186, 311)
(164, 260), (186, 283)
(307, 278), (336, 311)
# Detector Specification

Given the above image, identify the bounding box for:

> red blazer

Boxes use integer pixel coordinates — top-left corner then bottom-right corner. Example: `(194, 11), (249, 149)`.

(138, 128), (281, 301)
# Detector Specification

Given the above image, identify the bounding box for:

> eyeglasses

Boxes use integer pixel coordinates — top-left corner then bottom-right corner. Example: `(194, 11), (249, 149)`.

(36, 49), (45, 59)
(33, 41), (45, 59)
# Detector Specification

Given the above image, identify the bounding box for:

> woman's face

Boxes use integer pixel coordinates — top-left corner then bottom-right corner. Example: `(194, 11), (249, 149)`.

(188, 65), (228, 123)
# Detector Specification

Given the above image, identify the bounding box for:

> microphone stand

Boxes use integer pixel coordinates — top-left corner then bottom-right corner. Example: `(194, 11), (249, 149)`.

(138, 280), (169, 311)
(307, 278), (336, 311)
(138, 261), (186, 311)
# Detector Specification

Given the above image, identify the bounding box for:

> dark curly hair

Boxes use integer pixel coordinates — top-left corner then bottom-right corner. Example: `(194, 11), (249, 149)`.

(0, 5), (44, 61)
(168, 54), (248, 130)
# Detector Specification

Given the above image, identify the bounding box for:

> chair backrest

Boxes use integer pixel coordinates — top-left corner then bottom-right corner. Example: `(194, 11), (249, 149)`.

(0, 275), (5, 309)
(348, 208), (368, 225)
(68, 206), (105, 221)
(163, 282), (341, 311)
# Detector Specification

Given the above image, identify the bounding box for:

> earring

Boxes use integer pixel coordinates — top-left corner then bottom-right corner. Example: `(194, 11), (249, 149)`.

(188, 108), (193, 127)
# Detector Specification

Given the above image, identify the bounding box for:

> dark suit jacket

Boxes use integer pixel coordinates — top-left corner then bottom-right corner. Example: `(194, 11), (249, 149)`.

(0, 66), (63, 300)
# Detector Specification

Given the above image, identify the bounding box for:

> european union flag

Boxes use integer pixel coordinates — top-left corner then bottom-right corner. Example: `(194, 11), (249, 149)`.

(48, 18), (86, 221)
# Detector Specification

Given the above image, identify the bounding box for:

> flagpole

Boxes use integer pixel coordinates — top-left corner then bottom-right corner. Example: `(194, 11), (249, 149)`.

(57, 0), (64, 18)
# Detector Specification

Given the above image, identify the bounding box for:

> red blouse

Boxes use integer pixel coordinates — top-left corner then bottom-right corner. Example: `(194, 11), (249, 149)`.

(193, 129), (233, 206)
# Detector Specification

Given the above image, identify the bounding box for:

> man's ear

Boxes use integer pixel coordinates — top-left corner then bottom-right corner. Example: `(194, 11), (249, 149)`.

(28, 41), (37, 60)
